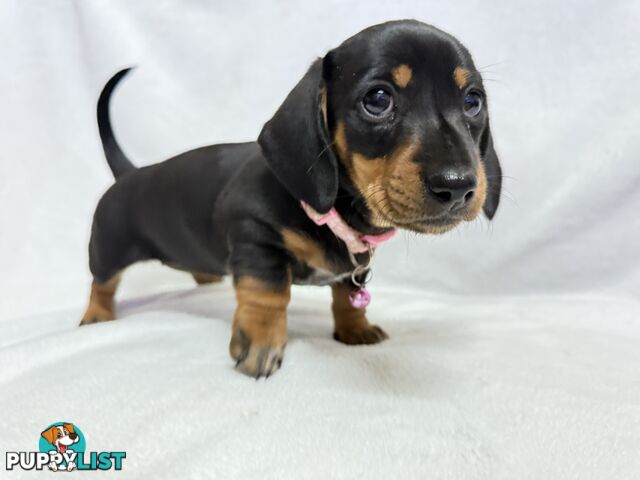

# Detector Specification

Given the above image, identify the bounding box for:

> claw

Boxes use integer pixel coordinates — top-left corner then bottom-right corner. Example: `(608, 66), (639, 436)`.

(230, 327), (286, 378)
(334, 324), (389, 345)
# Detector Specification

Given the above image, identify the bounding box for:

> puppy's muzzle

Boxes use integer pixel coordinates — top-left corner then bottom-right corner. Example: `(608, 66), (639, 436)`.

(427, 169), (477, 212)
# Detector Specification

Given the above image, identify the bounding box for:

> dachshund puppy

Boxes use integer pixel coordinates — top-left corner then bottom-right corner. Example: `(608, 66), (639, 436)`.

(81, 20), (502, 378)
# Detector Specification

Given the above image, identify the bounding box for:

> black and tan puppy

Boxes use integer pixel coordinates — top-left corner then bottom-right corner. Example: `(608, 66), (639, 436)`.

(81, 20), (501, 378)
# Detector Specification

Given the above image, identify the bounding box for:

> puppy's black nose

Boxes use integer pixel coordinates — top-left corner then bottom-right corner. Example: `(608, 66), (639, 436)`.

(427, 171), (477, 211)
(69, 433), (78, 440)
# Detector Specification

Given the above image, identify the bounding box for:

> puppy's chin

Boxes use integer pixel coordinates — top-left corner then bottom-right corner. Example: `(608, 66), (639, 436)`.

(398, 217), (462, 235)
(369, 208), (462, 234)
(371, 205), (486, 234)
(414, 205), (484, 234)
(366, 191), (486, 234)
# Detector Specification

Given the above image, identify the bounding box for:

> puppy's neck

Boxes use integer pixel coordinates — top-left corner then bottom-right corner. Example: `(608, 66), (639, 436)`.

(332, 188), (393, 236)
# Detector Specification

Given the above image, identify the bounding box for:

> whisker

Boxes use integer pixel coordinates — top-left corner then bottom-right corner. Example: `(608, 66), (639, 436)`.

(305, 141), (336, 174)
(478, 60), (507, 70)
(482, 78), (507, 86)
(485, 174), (519, 182)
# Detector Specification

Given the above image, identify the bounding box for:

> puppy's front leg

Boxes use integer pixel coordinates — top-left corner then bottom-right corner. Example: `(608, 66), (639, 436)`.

(230, 275), (290, 378)
(332, 282), (388, 345)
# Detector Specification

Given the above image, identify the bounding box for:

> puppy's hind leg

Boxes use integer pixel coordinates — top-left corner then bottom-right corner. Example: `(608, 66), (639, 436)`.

(191, 272), (224, 285)
(81, 274), (121, 325)
(80, 213), (147, 326)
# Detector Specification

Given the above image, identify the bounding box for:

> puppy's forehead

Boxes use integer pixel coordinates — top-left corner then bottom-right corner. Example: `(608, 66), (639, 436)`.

(331, 21), (475, 85)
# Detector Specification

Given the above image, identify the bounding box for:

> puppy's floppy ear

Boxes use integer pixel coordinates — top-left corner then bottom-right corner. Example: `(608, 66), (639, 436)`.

(63, 423), (75, 434)
(41, 426), (56, 444)
(480, 123), (502, 219)
(258, 57), (337, 214)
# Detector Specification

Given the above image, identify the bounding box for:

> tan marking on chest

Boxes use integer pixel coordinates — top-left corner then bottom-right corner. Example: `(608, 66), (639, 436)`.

(282, 228), (333, 272)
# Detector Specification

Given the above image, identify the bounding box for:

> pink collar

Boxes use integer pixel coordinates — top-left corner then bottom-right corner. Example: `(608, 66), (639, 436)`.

(301, 201), (396, 254)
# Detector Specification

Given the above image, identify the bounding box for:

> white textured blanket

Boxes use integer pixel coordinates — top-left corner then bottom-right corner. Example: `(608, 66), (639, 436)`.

(1, 273), (639, 478)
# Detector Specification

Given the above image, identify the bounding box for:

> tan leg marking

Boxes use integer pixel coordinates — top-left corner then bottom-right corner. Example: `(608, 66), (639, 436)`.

(332, 283), (388, 345)
(230, 277), (291, 378)
(391, 64), (412, 88)
(453, 66), (469, 89)
(191, 272), (224, 285)
(80, 274), (121, 326)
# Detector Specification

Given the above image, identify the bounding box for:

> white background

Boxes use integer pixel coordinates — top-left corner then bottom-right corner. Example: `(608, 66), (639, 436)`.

(0, 1), (639, 478)
(1, 0), (638, 320)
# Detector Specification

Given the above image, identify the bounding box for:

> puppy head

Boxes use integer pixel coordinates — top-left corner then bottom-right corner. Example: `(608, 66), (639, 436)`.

(41, 424), (78, 447)
(259, 20), (501, 232)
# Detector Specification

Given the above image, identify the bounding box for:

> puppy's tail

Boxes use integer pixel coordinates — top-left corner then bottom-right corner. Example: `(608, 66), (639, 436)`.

(97, 67), (136, 179)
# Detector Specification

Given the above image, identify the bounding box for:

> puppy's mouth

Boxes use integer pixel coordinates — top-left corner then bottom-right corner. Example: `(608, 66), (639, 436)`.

(367, 193), (471, 234)
(378, 209), (463, 234)
(58, 444), (68, 454)
(357, 172), (486, 234)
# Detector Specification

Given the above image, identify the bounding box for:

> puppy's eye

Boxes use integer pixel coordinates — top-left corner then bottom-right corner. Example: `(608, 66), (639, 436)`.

(463, 91), (483, 117)
(362, 89), (393, 117)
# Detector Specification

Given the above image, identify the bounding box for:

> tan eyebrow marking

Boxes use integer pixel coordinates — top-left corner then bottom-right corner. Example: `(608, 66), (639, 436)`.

(453, 67), (469, 89)
(391, 64), (412, 88)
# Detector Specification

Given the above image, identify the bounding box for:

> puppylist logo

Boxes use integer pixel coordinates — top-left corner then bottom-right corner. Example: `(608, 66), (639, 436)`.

(5, 422), (125, 472)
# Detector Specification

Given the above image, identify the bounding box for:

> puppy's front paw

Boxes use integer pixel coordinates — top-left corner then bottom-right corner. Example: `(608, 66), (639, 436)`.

(48, 461), (58, 472)
(230, 277), (290, 378)
(66, 461), (77, 472)
(334, 324), (388, 345)
(230, 328), (286, 379)
(331, 284), (388, 346)
(80, 306), (115, 326)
